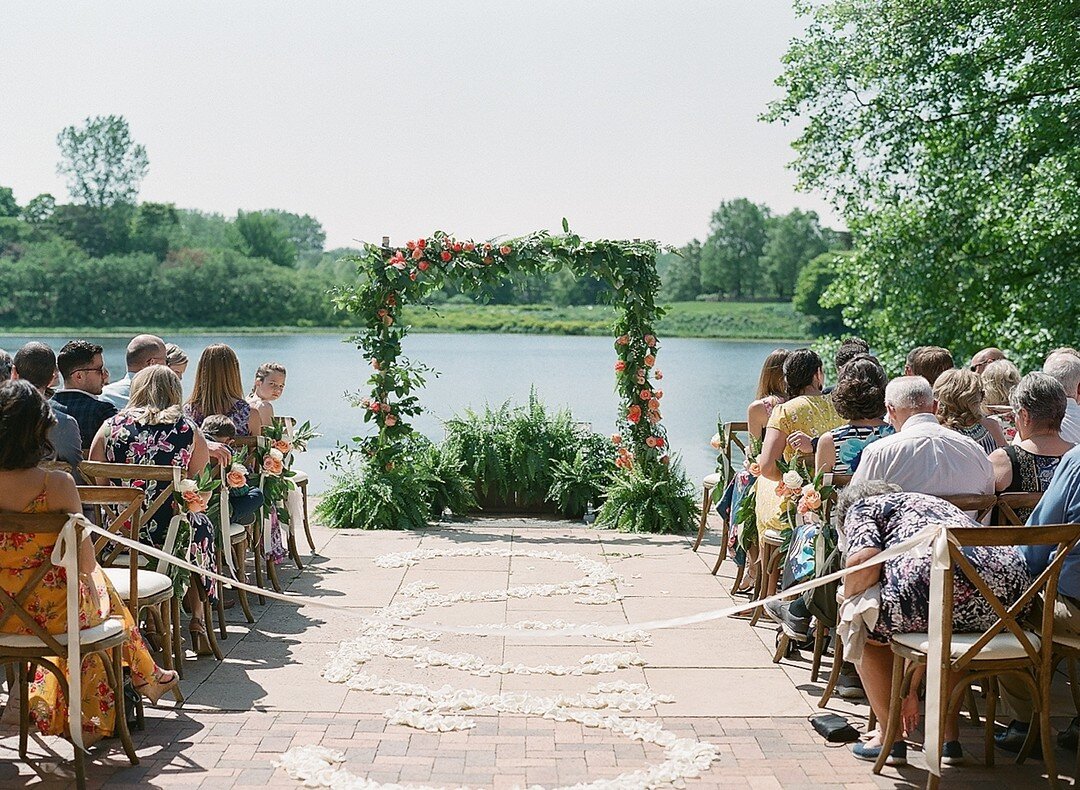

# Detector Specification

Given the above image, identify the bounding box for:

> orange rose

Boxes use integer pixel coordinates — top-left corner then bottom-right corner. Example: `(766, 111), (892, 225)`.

(615, 360), (626, 372)
(226, 470), (247, 488)
(802, 489), (822, 511)
(649, 398), (660, 410)
(627, 405), (642, 424)
(384, 414), (397, 427)
(748, 462), (762, 476)
(273, 439), (292, 455)
(182, 490), (209, 513)
(263, 456), (284, 476)
(647, 411), (661, 424)
(644, 334), (657, 347)
(645, 436), (657, 448)
(411, 247), (424, 260)
(499, 245), (512, 256)
(611, 434), (622, 444)
(615, 334), (630, 346)
(639, 389), (652, 400)
(644, 354), (656, 367)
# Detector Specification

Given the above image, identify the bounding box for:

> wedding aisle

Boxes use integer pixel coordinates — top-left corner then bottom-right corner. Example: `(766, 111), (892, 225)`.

(0, 511), (1059, 788)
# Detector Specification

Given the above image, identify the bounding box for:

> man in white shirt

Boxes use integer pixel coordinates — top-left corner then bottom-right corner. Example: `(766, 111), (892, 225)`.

(1044, 351), (1080, 445)
(101, 334), (167, 409)
(852, 376), (994, 496)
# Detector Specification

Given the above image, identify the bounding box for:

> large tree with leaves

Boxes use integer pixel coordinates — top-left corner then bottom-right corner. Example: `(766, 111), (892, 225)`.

(56, 115), (149, 208)
(765, 0), (1080, 370)
(699, 198), (770, 299)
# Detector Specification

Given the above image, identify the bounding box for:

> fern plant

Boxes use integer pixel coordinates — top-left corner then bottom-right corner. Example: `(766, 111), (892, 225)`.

(595, 460), (696, 534)
(316, 460), (433, 530)
(548, 432), (617, 518)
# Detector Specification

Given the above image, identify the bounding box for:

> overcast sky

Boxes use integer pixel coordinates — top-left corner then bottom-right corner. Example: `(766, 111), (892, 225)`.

(0, 1), (838, 250)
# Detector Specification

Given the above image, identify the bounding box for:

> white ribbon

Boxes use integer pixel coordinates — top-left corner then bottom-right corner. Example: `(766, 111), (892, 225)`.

(49, 513), (92, 753)
(218, 469), (237, 579)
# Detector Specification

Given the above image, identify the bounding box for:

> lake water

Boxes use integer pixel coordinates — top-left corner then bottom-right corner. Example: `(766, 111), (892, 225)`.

(0, 332), (797, 493)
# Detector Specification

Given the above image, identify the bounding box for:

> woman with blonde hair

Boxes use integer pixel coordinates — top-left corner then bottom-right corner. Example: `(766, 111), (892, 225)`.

(934, 367), (1007, 453)
(184, 344), (264, 437)
(982, 358), (1022, 438)
(90, 365), (220, 654)
(165, 343), (189, 380)
(247, 361), (287, 426)
(748, 348), (789, 439)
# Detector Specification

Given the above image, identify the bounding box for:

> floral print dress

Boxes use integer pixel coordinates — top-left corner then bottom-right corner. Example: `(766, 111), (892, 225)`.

(0, 488), (163, 740)
(101, 412), (218, 594)
(844, 492), (1030, 643)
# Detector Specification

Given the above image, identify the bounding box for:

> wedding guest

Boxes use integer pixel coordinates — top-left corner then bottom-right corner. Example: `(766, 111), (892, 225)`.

(904, 345), (954, 386)
(202, 414), (265, 526)
(101, 334), (167, 409)
(853, 376), (994, 497)
(247, 361), (287, 427)
(0, 348), (13, 381)
(970, 347), (1006, 374)
(52, 340), (117, 450)
(982, 358), (1022, 439)
(933, 368), (1007, 453)
(816, 354), (894, 475)
(0, 379), (177, 745)
(1043, 350), (1080, 444)
(12, 342), (82, 472)
(166, 343), (189, 380)
(824, 337), (871, 394)
(746, 349), (788, 440)
(184, 344), (264, 437)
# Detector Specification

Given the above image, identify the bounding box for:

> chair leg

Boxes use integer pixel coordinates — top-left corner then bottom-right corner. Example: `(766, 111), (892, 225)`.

(17, 662), (29, 758)
(196, 580), (225, 661)
(717, 517), (731, 573)
(158, 602), (174, 673)
(693, 485), (713, 551)
(288, 527), (304, 570)
(966, 684), (981, 726)
(811, 621), (827, 683)
(251, 524), (267, 605)
(300, 481), (316, 554)
(234, 540), (255, 624)
(214, 551), (228, 641)
(873, 654), (906, 775)
(819, 638), (845, 708)
(985, 676), (997, 768)
(170, 595), (185, 680)
(267, 553), (283, 594)
(108, 647), (139, 765)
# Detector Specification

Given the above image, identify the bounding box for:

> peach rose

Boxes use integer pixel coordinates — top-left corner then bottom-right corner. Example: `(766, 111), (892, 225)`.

(273, 439), (292, 455)
(263, 456), (284, 476)
(417, 260), (430, 271)
(647, 411), (662, 424)
(649, 398), (660, 410)
(612, 434), (622, 445)
(615, 360), (626, 372)
(643, 354), (656, 367)
(411, 247), (424, 260)
(384, 414), (397, 427)
(748, 462), (762, 476)
(645, 436), (657, 448)
(710, 433), (722, 449)
(499, 245), (512, 256)
(654, 370), (663, 380)
(463, 242), (475, 252)
(802, 489), (822, 511)
(182, 489), (209, 513)
(644, 334), (657, 347)
(226, 466), (248, 489)
(616, 334), (630, 346)
(627, 405), (642, 424)
(639, 389), (651, 400)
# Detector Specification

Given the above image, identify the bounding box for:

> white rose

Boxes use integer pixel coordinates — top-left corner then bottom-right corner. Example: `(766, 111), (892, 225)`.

(782, 470), (803, 489)
(177, 479), (198, 493)
(230, 463), (248, 475)
(268, 448), (284, 461)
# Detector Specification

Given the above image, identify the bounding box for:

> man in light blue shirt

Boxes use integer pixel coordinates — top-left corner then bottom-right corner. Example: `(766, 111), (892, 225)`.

(101, 334), (167, 409)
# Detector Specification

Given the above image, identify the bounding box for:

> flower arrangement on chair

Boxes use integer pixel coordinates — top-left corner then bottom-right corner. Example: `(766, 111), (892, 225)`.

(773, 457), (834, 531)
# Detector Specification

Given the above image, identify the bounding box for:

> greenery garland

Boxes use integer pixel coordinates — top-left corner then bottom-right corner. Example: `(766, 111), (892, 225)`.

(327, 223), (694, 533)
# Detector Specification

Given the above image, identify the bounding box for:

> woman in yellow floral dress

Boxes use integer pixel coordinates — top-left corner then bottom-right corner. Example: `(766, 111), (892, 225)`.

(0, 380), (177, 744)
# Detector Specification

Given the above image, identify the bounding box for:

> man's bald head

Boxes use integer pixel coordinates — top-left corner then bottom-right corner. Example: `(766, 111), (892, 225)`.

(970, 347), (1005, 374)
(126, 334), (167, 372)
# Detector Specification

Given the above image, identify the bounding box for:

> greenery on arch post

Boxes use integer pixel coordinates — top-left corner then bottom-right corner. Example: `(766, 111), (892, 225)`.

(324, 225), (696, 533)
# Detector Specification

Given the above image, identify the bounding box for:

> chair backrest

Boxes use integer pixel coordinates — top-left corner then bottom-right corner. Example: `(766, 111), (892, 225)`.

(995, 492), (1044, 526)
(937, 493), (998, 523)
(80, 461), (181, 521)
(0, 512), (81, 655)
(822, 473), (853, 524)
(77, 486), (144, 613)
(940, 524), (1080, 674)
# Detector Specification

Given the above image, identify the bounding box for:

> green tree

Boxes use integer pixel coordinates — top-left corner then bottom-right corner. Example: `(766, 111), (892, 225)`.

(793, 250), (851, 335)
(760, 209), (829, 300)
(699, 199), (770, 299)
(167, 209), (239, 250)
(765, 0), (1080, 370)
(260, 210), (326, 261)
(21, 194), (56, 225)
(131, 202), (179, 260)
(0, 186), (18, 218)
(235, 210), (297, 267)
(47, 203), (133, 257)
(660, 240), (703, 302)
(56, 115), (149, 207)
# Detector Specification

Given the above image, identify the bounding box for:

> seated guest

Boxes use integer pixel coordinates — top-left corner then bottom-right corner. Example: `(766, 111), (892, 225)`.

(1043, 350), (1080, 444)
(0, 379), (177, 744)
(934, 368), (1007, 453)
(996, 443), (1080, 752)
(904, 345), (954, 386)
(52, 340), (117, 450)
(101, 334), (167, 409)
(202, 414), (265, 527)
(989, 373), (1072, 520)
(982, 358), (1022, 439)
(824, 337), (871, 395)
(1048, 347), (1080, 361)
(0, 348), (12, 380)
(12, 342), (82, 473)
(166, 343), (189, 380)
(184, 344), (265, 437)
(89, 366), (219, 655)
(816, 354), (894, 475)
(247, 361), (288, 427)
(839, 482), (1030, 765)
(969, 347), (1006, 374)
(853, 376), (994, 497)
(746, 349), (789, 440)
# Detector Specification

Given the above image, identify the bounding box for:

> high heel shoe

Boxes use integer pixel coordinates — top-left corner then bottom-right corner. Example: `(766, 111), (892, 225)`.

(188, 617), (213, 656)
(135, 668), (180, 705)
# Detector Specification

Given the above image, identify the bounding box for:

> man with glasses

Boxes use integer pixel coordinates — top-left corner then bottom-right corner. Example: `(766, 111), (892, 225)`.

(52, 340), (117, 450)
(101, 333), (167, 409)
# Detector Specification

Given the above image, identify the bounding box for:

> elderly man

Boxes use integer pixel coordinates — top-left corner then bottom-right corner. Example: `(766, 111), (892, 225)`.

(1044, 351), (1080, 444)
(12, 342), (83, 472)
(970, 347), (1006, 374)
(903, 346), (955, 387)
(52, 340), (118, 450)
(101, 334), (166, 408)
(852, 376), (994, 496)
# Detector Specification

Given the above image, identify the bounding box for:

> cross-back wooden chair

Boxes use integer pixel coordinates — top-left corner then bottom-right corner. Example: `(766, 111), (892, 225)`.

(994, 491), (1044, 527)
(79, 461), (223, 662)
(278, 415), (316, 556)
(696, 419), (749, 556)
(0, 513), (138, 788)
(232, 435), (282, 598)
(209, 467), (255, 641)
(78, 485), (185, 690)
(936, 493), (998, 523)
(873, 523), (1080, 788)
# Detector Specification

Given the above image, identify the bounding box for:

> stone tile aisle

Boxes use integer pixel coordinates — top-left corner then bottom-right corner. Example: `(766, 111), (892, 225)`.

(0, 511), (1064, 788)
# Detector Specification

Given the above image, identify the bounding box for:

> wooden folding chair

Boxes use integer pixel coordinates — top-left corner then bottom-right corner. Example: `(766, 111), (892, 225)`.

(209, 468), (255, 639)
(80, 461), (223, 661)
(873, 523), (1080, 788)
(79, 485), (185, 691)
(696, 419), (748, 555)
(937, 493), (998, 523)
(233, 435), (282, 597)
(278, 415), (316, 556)
(0, 513), (138, 789)
(994, 491), (1044, 527)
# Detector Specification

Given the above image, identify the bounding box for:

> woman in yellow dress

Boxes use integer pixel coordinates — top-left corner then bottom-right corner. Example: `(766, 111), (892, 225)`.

(0, 379), (177, 744)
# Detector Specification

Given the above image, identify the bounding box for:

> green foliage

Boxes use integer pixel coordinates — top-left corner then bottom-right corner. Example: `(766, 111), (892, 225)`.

(765, 0), (1080, 370)
(548, 431), (617, 519)
(0, 186), (18, 218)
(56, 115), (148, 207)
(761, 209), (828, 301)
(168, 209), (240, 250)
(659, 240), (702, 302)
(418, 439), (478, 518)
(316, 460), (432, 530)
(47, 203), (134, 257)
(793, 251), (851, 335)
(595, 461), (696, 534)
(259, 209), (326, 262)
(131, 202), (179, 260)
(235, 210), (298, 267)
(21, 194), (55, 225)
(699, 199), (771, 298)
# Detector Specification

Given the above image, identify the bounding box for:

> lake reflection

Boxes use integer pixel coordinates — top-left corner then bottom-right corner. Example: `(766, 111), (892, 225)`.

(0, 332), (797, 493)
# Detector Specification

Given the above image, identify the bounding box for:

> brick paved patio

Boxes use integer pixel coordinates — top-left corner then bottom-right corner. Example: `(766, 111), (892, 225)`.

(0, 510), (1068, 788)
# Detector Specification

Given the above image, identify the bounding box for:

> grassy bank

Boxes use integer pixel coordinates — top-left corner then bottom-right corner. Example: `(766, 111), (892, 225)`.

(0, 302), (812, 341)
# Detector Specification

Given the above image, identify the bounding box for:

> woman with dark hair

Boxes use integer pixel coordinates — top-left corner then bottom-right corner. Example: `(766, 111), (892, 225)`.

(184, 344), (264, 437)
(816, 355), (894, 474)
(747, 348), (789, 439)
(0, 380), (176, 744)
(754, 349), (842, 532)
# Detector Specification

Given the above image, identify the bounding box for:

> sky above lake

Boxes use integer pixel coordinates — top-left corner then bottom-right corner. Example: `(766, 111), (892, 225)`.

(0, 1), (838, 250)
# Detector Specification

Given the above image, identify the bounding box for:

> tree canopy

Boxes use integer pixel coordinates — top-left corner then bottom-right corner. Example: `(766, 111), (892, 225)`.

(56, 115), (149, 208)
(765, 0), (1080, 369)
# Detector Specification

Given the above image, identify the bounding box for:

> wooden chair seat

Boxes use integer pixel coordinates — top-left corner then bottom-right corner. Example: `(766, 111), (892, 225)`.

(101, 567), (173, 605)
(229, 522), (248, 542)
(0, 615), (125, 651)
(893, 631), (1042, 662)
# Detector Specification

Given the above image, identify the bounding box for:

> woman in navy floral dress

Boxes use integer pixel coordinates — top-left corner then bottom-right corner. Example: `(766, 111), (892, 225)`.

(90, 366), (219, 652)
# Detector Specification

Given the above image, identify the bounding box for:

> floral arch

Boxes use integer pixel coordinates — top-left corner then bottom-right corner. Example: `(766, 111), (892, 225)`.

(328, 224), (696, 533)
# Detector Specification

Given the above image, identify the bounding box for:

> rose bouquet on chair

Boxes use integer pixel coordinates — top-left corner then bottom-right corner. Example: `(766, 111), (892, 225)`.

(774, 458), (835, 589)
(732, 436), (763, 554)
(168, 468), (221, 596)
(254, 423), (303, 564)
